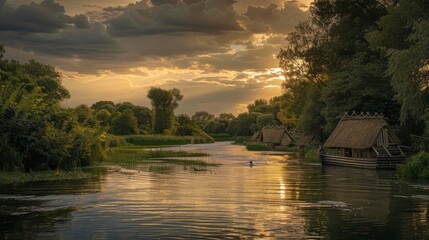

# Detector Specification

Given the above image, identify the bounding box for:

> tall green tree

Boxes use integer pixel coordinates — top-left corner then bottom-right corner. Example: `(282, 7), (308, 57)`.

(147, 87), (183, 134)
(278, 0), (401, 136)
(367, 0), (429, 134)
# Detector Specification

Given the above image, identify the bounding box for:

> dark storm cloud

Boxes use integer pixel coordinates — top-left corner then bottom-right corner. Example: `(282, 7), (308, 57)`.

(106, 0), (243, 36)
(244, 2), (308, 33)
(0, 0), (90, 33)
(2, 22), (122, 59)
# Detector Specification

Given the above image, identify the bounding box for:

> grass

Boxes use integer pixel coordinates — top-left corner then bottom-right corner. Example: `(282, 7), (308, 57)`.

(210, 133), (236, 142)
(123, 135), (210, 146)
(284, 146), (301, 152)
(304, 149), (320, 161)
(0, 170), (94, 185)
(234, 136), (252, 144)
(398, 151), (429, 179)
(105, 146), (219, 171)
(246, 143), (272, 151)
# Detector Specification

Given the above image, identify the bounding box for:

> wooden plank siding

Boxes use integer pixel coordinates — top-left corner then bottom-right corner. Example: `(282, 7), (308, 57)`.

(320, 154), (405, 169)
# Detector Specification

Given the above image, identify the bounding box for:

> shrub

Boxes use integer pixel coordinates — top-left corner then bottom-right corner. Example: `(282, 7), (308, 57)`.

(209, 133), (236, 142)
(105, 134), (127, 147)
(123, 135), (213, 146)
(246, 143), (272, 151)
(398, 152), (429, 179)
(234, 136), (251, 144)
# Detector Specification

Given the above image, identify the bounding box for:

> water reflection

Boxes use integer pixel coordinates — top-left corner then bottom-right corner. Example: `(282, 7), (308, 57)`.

(0, 142), (428, 239)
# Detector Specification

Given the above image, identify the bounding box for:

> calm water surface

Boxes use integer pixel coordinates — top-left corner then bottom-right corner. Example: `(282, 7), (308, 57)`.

(1, 142), (428, 239)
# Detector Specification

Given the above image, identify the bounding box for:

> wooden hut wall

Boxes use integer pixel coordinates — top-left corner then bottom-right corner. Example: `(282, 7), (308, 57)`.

(376, 128), (389, 147)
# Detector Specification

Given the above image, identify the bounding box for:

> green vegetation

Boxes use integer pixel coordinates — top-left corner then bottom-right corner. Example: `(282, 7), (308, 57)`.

(303, 149), (319, 161)
(276, 0), (429, 144)
(398, 152), (429, 179)
(245, 143), (272, 151)
(234, 136), (251, 144)
(285, 146), (301, 152)
(123, 135), (212, 146)
(105, 147), (218, 171)
(147, 87), (183, 134)
(0, 170), (94, 185)
(209, 133), (236, 142)
(0, 46), (216, 179)
(0, 46), (106, 172)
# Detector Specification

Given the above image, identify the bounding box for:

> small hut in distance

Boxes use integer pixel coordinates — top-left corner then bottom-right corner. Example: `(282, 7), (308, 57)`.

(251, 126), (294, 149)
(295, 133), (321, 149)
(321, 112), (405, 169)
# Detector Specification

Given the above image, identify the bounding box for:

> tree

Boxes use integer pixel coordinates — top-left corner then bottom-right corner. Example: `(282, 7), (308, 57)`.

(95, 109), (111, 126)
(109, 110), (139, 135)
(296, 84), (326, 138)
(0, 50), (106, 171)
(74, 104), (97, 127)
(192, 111), (214, 129)
(278, 0), (401, 135)
(91, 101), (115, 112)
(229, 112), (259, 136)
(177, 114), (193, 126)
(147, 87), (183, 134)
(256, 114), (278, 130)
(0, 45), (4, 59)
(23, 60), (70, 102)
(219, 113), (235, 121)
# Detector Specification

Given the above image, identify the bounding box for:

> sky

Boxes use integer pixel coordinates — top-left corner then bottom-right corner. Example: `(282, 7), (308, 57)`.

(1, 0), (311, 115)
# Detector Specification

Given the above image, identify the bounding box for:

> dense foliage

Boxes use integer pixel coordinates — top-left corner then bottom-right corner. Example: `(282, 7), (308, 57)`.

(398, 152), (429, 179)
(147, 87), (183, 134)
(0, 46), (106, 171)
(277, 0), (429, 143)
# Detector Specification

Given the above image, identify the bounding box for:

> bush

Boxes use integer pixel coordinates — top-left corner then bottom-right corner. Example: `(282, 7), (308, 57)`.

(234, 136), (251, 144)
(398, 152), (429, 179)
(209, 133), (236, 142)
(0, 136), (24, 171)
(122, 135), (213, 146)
(246, 143), (272, 151)
(105, 134), (127, 147)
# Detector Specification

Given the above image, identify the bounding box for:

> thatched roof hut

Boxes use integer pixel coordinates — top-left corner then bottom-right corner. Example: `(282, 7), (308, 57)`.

(251, 131), (263, 142)
(321, 112), (405, 169)
(324, 113), (400, 149)
(251, 126), (294, 146)
(296, 134), (321, 147)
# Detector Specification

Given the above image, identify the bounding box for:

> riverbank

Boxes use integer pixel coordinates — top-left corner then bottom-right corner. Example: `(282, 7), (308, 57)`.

(0, 170), (95, 185)
(0, 144), (218, 184)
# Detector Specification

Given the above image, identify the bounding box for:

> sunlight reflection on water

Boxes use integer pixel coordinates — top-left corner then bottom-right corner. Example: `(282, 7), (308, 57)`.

(1, 142), (428, 239)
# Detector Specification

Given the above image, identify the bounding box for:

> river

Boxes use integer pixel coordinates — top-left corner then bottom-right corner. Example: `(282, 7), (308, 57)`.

(1, 142), (428, 239)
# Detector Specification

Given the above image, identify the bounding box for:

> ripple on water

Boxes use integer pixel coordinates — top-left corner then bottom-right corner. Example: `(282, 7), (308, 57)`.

(1, 142), (429, 239)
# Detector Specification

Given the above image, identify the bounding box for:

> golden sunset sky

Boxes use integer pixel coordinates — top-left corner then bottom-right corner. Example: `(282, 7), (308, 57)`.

(1, 0), (311, 114)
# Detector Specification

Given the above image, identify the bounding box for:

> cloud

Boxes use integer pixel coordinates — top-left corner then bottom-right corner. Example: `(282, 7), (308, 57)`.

(0, 0), (91, 33)
(244, 2), (308, 34)
(106, 0), (244, 37)
(1, 0), (309, 114)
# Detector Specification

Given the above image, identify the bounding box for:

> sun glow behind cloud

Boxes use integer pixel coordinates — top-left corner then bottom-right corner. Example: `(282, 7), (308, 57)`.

(1, 0), (309, 115)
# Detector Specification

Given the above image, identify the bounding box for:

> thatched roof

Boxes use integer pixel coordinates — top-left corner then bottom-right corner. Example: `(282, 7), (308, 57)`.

(261, 126), (294, 145)
(251, 131), (262, 142)
(296, 134), (321, 147)
(324, 114), (400, 149)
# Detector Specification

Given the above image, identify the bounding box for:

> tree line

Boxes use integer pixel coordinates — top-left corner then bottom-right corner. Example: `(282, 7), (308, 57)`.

(0, 45), (279, 172)
(276, 0), (429, 147)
